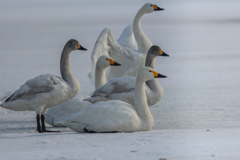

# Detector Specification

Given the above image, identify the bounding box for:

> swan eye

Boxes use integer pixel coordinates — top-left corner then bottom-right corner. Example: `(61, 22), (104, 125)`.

(150, 5), (152, 6)
(149, 70), (151, 72)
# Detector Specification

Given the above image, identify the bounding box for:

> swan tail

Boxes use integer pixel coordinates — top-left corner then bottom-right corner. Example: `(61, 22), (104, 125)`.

(54, 121), (68, 127)
(82, 97), (94, 103)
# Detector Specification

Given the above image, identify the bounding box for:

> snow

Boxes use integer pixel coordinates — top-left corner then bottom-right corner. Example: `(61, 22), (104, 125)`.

(1, 0), (240, 159)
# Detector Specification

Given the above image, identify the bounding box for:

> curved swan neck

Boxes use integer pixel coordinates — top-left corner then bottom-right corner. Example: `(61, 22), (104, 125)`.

(133, 9), (144, 34)
(133, 8), (152, 53)
(134, 77), (153, 126)
(60, 47), (79, 90)
(145, 54), (156, 68)
(95, 65), (106, 89)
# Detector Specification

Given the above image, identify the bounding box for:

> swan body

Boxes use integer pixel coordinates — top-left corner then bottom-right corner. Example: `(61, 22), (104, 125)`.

(0, 39), (87, 133)
(56, 67), (167, 133)
(89, 3), (164, 85)
(45, 98), (92, 127)
(45, 55), (120, 126)
(84, 45), (169, 106)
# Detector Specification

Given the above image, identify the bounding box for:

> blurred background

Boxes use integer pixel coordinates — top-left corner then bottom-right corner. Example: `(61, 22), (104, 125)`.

(0, 0), (240, 130)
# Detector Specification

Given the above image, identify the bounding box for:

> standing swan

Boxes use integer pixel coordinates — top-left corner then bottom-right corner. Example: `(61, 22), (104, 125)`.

(56, 67), (167, 133)
(84, 45), (169, 106)
(89, 3), (164, 84)
(0, 39), (87, 133)
(45, 55), (121, 127)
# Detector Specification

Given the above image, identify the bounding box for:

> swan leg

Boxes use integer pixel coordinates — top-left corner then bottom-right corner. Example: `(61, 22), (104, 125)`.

(36, 114), (43, 133)
(84, 127), (118, 133)
(41, 115), (60, 133)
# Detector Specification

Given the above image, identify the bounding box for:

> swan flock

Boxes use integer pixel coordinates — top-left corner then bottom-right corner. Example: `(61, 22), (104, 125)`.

(0, 3), (168, 133)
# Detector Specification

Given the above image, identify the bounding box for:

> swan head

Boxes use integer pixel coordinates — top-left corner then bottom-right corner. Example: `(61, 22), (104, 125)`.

(65, 39), (87, 51)
(97, 55), (121, 69)
(141, 3), (164, 14)
(138, 67), (167, 82)
(149, 45), (169, 57)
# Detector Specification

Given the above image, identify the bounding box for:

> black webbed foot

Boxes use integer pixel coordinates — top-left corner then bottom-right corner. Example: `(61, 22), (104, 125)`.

(84, 127), (118, 133)
(84, 127), (97, 133)
(36, 114), (43, 133)
(41, 115), (60, 133)
(42, 129), (61, 133)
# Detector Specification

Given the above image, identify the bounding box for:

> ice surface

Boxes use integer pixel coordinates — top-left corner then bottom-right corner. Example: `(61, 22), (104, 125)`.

(0, 0), (240, 159)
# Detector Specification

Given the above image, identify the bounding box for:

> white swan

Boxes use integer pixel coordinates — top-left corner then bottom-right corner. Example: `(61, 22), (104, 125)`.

(89, 3), (164, 85)
(0, 39), (87, 133)
(84, 45), (169, 106)
(55, 67), (167, 133)
(45, 55), (121, 127)
(94, 55), (121, 89)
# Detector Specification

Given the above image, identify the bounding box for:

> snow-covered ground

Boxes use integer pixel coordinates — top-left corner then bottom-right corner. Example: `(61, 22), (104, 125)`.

(0, 0), (240, 159)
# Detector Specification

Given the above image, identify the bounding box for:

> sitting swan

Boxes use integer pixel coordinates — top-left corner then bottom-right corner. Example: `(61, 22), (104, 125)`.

(84, 45), (169, 106)
(89, 3), (164, 85)
(0, 39), (87, 133)
(55, 67), (167, 133)
(45, 55), (121, 127)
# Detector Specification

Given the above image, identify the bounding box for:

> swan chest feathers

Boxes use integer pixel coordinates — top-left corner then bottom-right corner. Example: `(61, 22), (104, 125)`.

(59, 100), (152, 133)
(2, 74), (80, 111)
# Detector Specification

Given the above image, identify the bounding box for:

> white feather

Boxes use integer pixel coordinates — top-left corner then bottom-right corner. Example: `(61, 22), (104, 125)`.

(89, 3), (163, 85)
(56, 67), (162, 133)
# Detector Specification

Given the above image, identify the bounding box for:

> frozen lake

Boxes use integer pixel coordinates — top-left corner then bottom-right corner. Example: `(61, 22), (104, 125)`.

(0, 0), (240, 159)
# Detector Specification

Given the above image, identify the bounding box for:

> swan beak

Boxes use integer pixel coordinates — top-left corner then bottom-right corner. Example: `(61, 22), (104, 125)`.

(159, 50), (169, 57)
(153, 5), (164, 11)
(108, 59), (121, 66)
(151, 70), (167, 78)
(77, 44), (87, 51)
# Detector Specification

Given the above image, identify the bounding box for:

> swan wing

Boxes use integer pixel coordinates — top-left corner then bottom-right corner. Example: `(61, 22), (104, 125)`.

(90, 28), (145, 84)
(117, 25), (138, 51)
(4, 74), (65, 102)
(106, 28), (146, 80)
(84, 76), (136, 105)
(92, 76), (135, 97)
(89, 28), (112, 85)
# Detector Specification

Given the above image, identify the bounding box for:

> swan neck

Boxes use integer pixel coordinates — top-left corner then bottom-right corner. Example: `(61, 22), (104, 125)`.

(95, 65), (106, 89)
(133, 9), (144, 31)
(133, 9), (152, 53)
(60, 47), (79, 90)
(145, 54), (156, 68)
(134, 77), (153, 125)
(133, 9), (144, 42)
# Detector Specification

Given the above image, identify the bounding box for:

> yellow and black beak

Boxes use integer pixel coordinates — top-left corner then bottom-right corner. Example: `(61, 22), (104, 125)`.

(152, 5), (164, 11)
(108, 59), (121, 66)
(159, 50), (169, 57)
(77, 44), (87, 51)
(151, 70), (167, 78)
